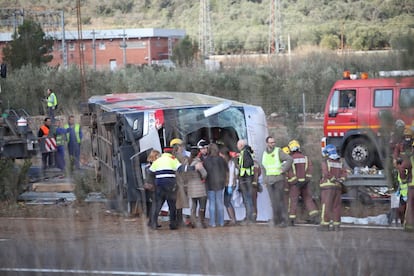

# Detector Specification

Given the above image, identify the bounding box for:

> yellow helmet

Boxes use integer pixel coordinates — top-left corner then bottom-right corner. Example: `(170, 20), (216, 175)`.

(282, 146), (291, 155)
(288, 140), (300, 152)
(403, 127), (412, 137)
(170, 138), (183, 147)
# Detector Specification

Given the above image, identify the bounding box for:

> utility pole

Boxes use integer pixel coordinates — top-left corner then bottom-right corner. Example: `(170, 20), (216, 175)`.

(268, 0), (283, 55)
(91, 30), (97, 70)
(61, 10), (67, 69)
(119, 29), (127, 66)
(199, 0), (214, 60)
(76, 0), (86, 102)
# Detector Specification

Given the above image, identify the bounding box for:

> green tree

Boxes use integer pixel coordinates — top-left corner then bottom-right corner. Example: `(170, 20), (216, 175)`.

(320, 34), (340, 50)
(390, 31), (414, 68)
(349, 26), (389, 50)
(2, 19), (53, 70)
(171, 35), (197, 67)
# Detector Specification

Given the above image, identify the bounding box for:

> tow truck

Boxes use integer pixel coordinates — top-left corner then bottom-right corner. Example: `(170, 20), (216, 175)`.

(0, 102), (38, 159)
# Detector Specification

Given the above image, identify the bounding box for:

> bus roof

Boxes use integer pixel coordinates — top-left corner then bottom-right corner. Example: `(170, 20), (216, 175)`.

(89, 92), (249, 112)
(332, 77), (414, 90)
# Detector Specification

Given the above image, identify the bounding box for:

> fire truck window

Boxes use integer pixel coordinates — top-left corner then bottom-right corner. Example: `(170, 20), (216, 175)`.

(400, 88), (414, 109)
(374, 89), (393, 108)
(338, 90), (356, 108)
(329, 90), (340, 115)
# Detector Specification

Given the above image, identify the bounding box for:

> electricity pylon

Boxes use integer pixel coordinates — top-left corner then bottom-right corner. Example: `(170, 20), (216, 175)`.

(199, 0), (214, 59)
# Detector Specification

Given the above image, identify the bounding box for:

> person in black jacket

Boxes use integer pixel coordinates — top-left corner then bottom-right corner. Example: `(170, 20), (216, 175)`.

(203, 143), (228, 227)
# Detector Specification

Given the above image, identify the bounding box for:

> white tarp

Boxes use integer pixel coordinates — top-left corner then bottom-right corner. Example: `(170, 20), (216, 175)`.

(341, 214), (389, 225)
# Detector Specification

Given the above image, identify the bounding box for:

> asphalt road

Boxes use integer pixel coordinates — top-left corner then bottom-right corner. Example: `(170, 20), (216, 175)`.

(0, 215), (413, 276)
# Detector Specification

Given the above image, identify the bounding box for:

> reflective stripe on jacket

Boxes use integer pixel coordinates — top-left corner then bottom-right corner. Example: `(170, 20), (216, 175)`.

(287, 152), (311, 183)
(238, 148), (254, 177)
(149, 153), (181, 186)
(320, 158), (345, 188)
(56, 133), (65, 146)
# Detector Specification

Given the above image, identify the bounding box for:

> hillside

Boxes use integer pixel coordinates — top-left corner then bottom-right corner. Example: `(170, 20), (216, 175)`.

(1, 0), (413, 53)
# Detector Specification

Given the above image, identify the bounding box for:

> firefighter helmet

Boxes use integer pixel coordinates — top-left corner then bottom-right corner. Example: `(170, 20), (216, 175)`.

(282, 146), (290, 155)
(170, 138), (183, 147)
(395, 119), (405, 130)
(324, 144), (340, 160)
(403, 127), (412, 137)
(288, 140), (300, 152)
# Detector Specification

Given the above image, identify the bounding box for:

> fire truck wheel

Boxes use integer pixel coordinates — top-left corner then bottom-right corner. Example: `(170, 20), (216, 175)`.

(344, 137), (375, 169)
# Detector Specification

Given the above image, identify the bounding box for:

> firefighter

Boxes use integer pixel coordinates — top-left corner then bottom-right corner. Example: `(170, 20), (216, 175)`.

(286, 140), (319, 226)
(405, 142), (414, 232)
(319, 144), (347, 231)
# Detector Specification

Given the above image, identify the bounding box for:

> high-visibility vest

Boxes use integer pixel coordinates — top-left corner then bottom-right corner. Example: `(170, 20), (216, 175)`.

(239, 149), (255, 177)
(149, 153), (181, 186)
(398, 173), (409, 197)
(40, 125), (49, 137)
(64, 123), (81, 143)
(410, 156), (414, 187)
(47, 92), (58, 107)
(55, 133), (65, 146)
(261, 148), (282, 176)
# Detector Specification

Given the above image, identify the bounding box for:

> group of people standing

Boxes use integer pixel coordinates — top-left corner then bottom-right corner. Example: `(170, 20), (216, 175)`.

(38, 114), (82, 176)
(143, 135), (334, 231)
(143, 128), (414, 232)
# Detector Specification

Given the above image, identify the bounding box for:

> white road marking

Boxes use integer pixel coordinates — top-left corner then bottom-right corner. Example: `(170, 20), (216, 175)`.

(0, 268), (220, 276)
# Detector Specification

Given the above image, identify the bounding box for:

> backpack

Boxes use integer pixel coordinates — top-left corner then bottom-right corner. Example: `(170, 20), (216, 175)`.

(242, 147), (254, 168)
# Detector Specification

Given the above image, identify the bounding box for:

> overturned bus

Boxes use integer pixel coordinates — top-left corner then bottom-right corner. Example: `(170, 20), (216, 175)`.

(82, 92), (268, 214)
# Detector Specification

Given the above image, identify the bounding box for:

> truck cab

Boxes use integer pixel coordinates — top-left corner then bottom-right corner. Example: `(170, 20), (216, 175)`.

(322, 72), (414, 168)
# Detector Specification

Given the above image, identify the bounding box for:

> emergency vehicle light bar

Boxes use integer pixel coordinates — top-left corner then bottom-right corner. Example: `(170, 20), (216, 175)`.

(379, 70), (414, 77)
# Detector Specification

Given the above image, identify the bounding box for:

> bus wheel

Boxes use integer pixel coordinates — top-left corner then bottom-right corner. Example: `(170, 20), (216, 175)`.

(344, 137), (374, 168)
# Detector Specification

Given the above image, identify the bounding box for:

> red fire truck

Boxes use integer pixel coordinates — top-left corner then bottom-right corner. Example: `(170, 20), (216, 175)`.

(321, 71), (414, 169)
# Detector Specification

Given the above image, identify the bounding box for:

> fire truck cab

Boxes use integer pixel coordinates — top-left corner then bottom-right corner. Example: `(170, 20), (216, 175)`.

(322, 71), (414, 169)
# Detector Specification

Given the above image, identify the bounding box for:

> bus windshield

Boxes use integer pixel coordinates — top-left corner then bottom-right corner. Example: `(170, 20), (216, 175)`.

(163, 106), (247, 151)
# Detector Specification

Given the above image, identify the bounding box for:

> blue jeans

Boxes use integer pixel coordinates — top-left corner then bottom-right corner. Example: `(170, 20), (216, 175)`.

(208, 189), (224, 227)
